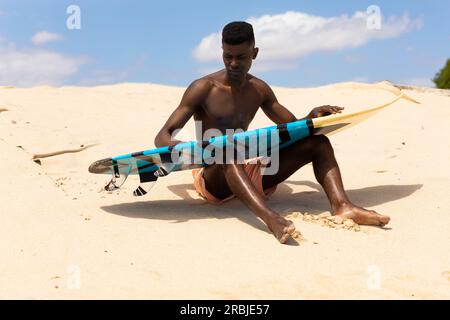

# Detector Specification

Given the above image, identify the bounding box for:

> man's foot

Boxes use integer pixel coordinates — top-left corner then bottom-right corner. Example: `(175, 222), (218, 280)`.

(266, 215), (297, 244)
(334, 203), (390, 226)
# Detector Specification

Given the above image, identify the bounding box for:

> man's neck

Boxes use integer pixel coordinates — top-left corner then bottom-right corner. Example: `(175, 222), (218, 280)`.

(225, 74), (248, 89)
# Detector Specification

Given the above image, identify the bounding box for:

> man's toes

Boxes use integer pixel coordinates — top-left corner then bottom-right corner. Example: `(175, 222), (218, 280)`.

(278, 232), (291, 244)
(285, 220), (296, 233)
(369, 212), (390, 226)
(277, 222), (296, 244)
(379, 215), (390, 226)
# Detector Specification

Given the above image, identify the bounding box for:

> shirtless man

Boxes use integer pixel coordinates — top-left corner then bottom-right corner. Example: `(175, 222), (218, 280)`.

(155, 21), (390, 244)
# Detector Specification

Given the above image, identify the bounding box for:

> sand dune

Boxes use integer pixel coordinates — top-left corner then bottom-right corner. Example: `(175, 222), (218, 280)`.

(0, 81), (449, 299)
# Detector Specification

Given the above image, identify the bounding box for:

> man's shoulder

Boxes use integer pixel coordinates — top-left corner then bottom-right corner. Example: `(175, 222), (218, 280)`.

(199, 70), (226, 87)
(191, 71), (229, 93)
(187, 77), (215, 95)
(248, 74), (272, 92)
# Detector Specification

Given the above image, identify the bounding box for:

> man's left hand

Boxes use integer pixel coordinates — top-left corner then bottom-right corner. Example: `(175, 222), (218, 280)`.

(307, 105), (344, 119)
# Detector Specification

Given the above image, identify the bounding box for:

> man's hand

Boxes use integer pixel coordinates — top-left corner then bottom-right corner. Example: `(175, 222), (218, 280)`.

(307, 105), (344, 119)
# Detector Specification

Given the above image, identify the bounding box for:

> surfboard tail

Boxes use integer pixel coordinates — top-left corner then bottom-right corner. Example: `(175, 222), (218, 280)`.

(89, 157), (115, 174)
(102, 159), (132, 191)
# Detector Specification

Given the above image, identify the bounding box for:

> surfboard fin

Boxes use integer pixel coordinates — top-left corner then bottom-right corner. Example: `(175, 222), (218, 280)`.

(155, 162), (180, 177)
(133, 181), (156, 197)
(130, 159), (160, 197)
(104, 160), (131, 191)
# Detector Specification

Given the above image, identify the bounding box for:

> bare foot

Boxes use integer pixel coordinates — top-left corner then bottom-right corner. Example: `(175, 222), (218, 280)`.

(334, 203), (390, 226)
(266, 215), (297, 244)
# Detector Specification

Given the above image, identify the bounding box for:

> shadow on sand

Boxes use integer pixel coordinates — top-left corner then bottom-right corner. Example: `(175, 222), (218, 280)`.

(101, 181), (423, 238)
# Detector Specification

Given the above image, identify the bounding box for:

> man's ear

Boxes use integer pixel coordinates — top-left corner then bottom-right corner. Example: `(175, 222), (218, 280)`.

(253, 47), (259, 59)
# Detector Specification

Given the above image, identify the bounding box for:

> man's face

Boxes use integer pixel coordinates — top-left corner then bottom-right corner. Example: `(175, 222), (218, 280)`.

(222, 42), (258, 79)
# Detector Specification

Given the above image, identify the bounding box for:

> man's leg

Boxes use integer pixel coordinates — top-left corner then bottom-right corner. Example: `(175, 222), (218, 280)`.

(202, 163), (296, 243)
(262, 135), (390, 226)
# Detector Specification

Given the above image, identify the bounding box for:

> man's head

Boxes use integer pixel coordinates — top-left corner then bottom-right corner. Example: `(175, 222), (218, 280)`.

(222, 21), (258, 79)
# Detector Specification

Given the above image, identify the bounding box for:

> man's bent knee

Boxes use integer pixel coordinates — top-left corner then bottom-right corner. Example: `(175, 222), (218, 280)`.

(312, 135), (335, 160)
(311, 134), (330, 145)
(291, 134), (331, 152)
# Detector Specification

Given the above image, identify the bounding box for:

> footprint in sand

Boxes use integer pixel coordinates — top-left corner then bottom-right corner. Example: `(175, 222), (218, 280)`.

(32, 144), (98, 160)
(284, 211), (361, 232)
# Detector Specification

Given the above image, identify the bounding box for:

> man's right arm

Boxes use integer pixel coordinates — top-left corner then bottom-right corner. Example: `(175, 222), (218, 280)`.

(154, 79), (210, 148)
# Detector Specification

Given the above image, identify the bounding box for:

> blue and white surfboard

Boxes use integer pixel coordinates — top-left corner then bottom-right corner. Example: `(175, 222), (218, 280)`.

(88, 93), (417, 196)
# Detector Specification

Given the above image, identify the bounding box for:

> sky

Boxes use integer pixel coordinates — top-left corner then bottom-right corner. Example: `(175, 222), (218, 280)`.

(0, 0), (449, 88)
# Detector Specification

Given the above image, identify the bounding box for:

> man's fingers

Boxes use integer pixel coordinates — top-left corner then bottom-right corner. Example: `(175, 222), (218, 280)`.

(327, 106), (344, 114)
(322, 107), (338, 114)
(314, 105), (344, 118)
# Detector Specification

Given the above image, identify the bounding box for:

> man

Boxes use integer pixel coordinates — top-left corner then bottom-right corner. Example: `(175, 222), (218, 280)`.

(155, 21), (390, 244)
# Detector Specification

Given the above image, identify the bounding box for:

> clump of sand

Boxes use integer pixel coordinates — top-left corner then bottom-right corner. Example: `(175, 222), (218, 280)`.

(284, 211), (361, 232)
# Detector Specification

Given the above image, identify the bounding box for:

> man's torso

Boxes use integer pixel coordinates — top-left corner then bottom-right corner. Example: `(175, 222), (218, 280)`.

(193, 70), (267, 139)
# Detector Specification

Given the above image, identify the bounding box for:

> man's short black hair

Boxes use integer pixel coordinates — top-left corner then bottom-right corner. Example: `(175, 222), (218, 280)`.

(222, 21), (255, 45)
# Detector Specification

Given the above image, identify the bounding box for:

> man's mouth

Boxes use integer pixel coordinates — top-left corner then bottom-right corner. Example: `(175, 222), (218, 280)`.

(228, 69), (242, 75)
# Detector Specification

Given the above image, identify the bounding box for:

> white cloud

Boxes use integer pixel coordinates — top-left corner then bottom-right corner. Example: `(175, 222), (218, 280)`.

(0, 40), (86, 87)
(251, 60), (298, 73)
(193, 11), (423, 71)
(32, 31), (63, 45)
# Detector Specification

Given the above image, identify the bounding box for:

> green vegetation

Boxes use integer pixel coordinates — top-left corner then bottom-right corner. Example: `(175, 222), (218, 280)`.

(433, 59), (450, 89)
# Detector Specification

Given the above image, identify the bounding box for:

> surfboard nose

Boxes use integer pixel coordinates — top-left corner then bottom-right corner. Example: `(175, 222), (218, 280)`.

(88, 157), (114, 174)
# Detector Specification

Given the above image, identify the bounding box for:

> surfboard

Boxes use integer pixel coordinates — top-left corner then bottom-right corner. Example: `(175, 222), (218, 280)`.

(88, 93), (418, 197)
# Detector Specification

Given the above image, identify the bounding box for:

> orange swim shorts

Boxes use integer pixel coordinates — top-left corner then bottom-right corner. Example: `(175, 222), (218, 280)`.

(192, 158), (277, 205)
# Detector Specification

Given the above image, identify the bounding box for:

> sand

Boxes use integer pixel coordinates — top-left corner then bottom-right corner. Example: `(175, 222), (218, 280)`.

(0, 81), (449, 299)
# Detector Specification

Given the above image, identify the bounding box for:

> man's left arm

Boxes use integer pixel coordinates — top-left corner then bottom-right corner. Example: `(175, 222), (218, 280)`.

(260, 83), (297, 124)
(260, 82), (344, 124)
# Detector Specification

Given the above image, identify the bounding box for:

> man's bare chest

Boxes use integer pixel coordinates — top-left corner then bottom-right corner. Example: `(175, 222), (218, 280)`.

(201, 85), (263, 129)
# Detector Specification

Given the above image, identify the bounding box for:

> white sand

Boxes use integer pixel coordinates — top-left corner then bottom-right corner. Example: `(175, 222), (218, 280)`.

(0, 82), (449, 299)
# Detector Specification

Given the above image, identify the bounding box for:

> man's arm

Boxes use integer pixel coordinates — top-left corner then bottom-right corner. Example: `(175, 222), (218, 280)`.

(260, 83), (297, 124)
(260, 82), (343, 124)
(154, 79), (210, 148)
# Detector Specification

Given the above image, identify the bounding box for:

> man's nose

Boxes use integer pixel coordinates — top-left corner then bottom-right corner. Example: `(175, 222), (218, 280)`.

(230, 59), (239, 68)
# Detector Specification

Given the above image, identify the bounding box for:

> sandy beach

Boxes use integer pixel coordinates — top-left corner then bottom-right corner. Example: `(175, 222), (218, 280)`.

(0, 81), (449, 299)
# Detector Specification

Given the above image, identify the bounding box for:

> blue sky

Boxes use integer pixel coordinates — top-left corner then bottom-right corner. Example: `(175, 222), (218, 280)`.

(0, 0), (448, 87)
